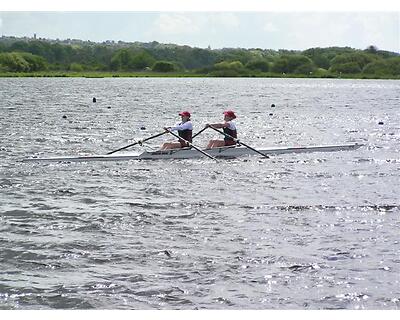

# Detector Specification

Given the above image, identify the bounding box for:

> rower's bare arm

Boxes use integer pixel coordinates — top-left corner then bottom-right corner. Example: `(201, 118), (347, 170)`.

(205, 123), (227, 129)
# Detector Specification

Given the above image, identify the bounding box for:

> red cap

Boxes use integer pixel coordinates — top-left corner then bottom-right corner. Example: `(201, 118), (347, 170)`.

(223, 110), (236, 119)
(179, 111), (191, 117)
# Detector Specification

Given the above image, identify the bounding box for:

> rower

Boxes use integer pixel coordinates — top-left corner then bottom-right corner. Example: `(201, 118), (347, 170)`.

(205, 110), (237, 149)
(160, 111), (193, 150)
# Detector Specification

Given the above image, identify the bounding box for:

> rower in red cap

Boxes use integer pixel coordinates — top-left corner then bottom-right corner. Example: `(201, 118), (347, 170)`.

(205, 110), (237, 149)
(160, 111), (193, 150)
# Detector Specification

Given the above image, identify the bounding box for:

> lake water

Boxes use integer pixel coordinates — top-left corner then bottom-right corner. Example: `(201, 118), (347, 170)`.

(0, 77), (399, 309)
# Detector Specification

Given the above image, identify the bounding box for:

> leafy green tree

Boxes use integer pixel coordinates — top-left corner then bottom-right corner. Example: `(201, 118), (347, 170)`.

(215, 49), (254, 65)
(245, 59), (270, 72)
(305, 52), (331, 69)
(110, 49), (132, 71)
(303, 48), (330, 68)
(214, 60), (244, 70)
(187, 48), (216, 69)
(286, 55), (315, 73)
(330, 62), (362, 74)
(362, 60), (390, 75)
(110, 48), (155, 71)
(311, 55), (330, 69)
(365, 45), (378, 54)
(271, 57), (289, 73)
(330, 52), (376, 70)
(69, 63), (85, 72)
(9, 41), (30, 52)
(51, 43), (68, 63)
(92, 46), (114, 66)
(303, 47), (357, 69)
(0, 52), (46, 72)
(211, 60), (248, 76)
(387, 57), (400, 75)
(11, 41), (56, 63)
(19, 52), (47, 71)
(27, 41), (47, 57)
(372, 50), (400, 59)
(213, 61), (230, 70)
(271, 55), (315, 74)
(227, 61), (244, 70)
(293, 63), (315, 74)
(0, 52), (29, 71)
(88, 62), (108, 71)
(209, 69), (242, 77)
(313, 68), (329, 76)
(130, 51), (156, 70)
(363, 57), (400, 75)
(152, 61), (176, 72)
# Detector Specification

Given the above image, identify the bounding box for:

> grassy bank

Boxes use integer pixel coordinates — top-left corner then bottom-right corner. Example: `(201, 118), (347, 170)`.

(0, 70), (399, 79)
(0, 71), (203, 78)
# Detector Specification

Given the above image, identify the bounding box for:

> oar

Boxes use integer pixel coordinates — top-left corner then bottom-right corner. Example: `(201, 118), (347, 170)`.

(208, 126), (270, 159)
(107, 131), (167, 155)
(192, 126), (208, 139)
(165, 129), (218, 161)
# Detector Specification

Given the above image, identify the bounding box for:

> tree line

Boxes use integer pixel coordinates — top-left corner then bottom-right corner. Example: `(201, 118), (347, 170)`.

(0, 37), (399, 77)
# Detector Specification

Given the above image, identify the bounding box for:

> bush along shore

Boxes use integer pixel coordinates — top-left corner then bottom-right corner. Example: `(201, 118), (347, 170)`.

(1, 70), (399, 79)
(0, 36), (399, 79)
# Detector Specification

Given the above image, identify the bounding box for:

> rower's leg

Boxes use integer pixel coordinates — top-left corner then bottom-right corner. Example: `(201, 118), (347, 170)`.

(160, 142), (171, 150)
(161, 142), (183, 150)
(206, 140), (225, 149)
(206, 140), (215, 149)
(169, 142), (184, 150)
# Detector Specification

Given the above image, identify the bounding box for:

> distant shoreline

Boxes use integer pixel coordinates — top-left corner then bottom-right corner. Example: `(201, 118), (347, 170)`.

(1, 71), (399, 80)
(2, 37), (399, 80)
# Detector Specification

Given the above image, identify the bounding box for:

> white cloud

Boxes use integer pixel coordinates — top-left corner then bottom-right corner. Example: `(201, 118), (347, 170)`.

(281, 13), (361, 49)
(0, 17), (3, 29)
(263, 22), (278, 33)
(213, 13), (239, 29)
(278, 12), (400, 51)
(352, 14), (398, 50)
(147, 12), (240, 39)
(150, 13), (201, 35)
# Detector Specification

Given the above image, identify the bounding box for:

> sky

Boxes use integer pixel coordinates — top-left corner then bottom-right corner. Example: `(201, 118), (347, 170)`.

(0, 10), (399, 52)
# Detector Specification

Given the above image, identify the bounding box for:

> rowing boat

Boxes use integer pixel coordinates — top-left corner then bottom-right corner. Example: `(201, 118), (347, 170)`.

(22, 143), (363, 162)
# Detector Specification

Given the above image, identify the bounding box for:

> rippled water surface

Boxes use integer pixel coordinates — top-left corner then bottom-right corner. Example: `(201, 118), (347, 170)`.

(1, 78), (399, 309)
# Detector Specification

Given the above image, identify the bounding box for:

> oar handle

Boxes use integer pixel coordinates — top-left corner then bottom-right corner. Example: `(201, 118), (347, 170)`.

(165, 129), (218, 161)
(208, 126), (269, 159)
(107, 131), (167, 155)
